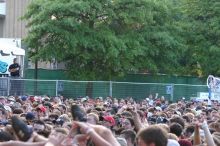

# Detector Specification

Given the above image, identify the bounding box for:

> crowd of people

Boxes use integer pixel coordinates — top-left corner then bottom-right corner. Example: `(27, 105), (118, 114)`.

(0, 94), (219, 146)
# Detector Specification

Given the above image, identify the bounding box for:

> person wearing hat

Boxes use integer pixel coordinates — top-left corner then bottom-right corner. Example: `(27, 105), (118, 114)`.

(0, 96), (6, 105)
(36, 106), (46, 120)
(29, 96), (35, 103)
(21, 96), (28, 102)
(58, 114), (70, 123)
(3, 105), (12, 119)
(7, 96), (16, 104)
(26, 112), (36, 125)
(102, 116), (115, 129)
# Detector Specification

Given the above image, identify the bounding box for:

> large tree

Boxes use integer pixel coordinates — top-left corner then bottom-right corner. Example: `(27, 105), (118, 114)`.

(180, 0), (220, 76)
(23, 0), (185, 80)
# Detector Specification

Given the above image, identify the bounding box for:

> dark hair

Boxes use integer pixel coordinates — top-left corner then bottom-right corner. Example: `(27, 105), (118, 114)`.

(182, 115), (191, 123)
(137, 126), (168, 146)
(126, 117), (135, 127)
(170, 117), (185, 128)
(106, 109), (116, 115)
(43, 118), (53, 125)
(209, 128), (216, 134)
(121, 129), (136, 144)
(13, 108), (24, 114)
(148, 107), (155, 113)
(170, 123), (183, 137)
(121, 111), (132, 118)
(59, 104), (67, 112)
(49, 114), (59, 120)
(33, 120), (45, 126)
(37, 131), (50, 138)
(185, 125), (194, 136)
(71, 104), (87, 122)
(0, 131), (15, 142)
(0, 108), (6, 115)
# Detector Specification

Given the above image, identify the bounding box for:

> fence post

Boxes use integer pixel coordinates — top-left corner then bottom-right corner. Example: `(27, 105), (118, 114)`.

(56, 80), (58, 96)
(109, 81), (112, 97)
(7, 77), (10, 96)
(171, 84), (174, 101)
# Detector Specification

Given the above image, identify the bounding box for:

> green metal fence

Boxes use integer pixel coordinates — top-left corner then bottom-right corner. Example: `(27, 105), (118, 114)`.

(6, 78), (208, 101)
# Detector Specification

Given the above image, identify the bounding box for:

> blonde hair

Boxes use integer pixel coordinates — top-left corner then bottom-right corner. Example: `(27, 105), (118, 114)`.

(167, 133), (179, 141)
(157, 124), (170, 133)
(185, 113), (195, 119)
(88, 113), (99, 123)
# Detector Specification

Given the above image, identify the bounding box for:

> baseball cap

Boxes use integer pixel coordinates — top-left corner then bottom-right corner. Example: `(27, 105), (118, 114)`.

(103, 116), (115, 126)
(0, 96), (5, 100)
(44, 102), (52, 108)
(56, 118), (64, 126)
(4, 105), (12, 113)
(21, 96), (28, 101)
(42, 96), (50, 101)
(81, 97), (87, 102)
(8, 96), (15, 102)
(156, 116), (168, 124)
(58, 114), (70, 122)
(13, 102), (21, 109)
(36, 106), (46, 113)
(155, 106), (162, 111)
(29, 96), (35, 102)
(26, 112), (35, 120)
(0, 131), (14, 141)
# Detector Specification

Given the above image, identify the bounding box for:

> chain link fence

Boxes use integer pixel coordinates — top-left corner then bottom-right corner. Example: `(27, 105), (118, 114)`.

(0, 78), (208, 101)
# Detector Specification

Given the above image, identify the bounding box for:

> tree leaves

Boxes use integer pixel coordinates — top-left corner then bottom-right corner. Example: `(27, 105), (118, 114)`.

(23, 0), (191, 80)
(180, 0), (220, 77)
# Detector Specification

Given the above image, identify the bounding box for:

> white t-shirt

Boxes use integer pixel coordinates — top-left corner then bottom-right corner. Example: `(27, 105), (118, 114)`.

(167, 139), (180, 146)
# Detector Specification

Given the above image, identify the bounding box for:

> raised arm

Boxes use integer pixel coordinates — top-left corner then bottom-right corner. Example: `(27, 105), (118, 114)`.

(201, 121), (216, 146)
(73, 121), (121, 146)
(0, 141), (46, 146)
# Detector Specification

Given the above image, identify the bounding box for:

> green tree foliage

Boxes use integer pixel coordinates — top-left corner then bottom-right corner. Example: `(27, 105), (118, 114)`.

(180, 0), (220, 76)
(23, 0), (185, 80)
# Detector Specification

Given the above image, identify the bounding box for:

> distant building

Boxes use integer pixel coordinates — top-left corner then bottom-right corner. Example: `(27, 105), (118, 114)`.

(0, 0), (65, 70)
(0, 0), (30, 38)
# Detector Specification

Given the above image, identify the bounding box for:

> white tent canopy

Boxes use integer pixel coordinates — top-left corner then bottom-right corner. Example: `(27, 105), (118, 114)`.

(0, 43), (25, 56)
(0, 39), (25, 76)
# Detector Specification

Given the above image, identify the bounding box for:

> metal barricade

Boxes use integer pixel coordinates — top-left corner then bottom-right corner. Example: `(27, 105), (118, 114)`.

(1, 78), (208, 101)
(0, 77), (9, 96)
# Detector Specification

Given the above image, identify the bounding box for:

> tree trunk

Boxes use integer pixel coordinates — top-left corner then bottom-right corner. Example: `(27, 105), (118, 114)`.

(34, 59), (38, 95)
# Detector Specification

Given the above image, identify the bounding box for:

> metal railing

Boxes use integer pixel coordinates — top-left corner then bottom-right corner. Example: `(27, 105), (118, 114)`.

(0, 78), (208, 101)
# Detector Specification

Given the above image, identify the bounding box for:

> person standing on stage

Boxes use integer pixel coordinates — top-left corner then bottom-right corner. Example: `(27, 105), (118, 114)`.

(8, 58), (21, 95)
(9, 58), (20, 77)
